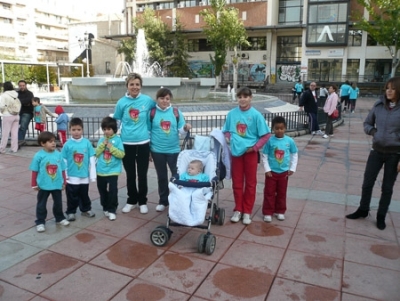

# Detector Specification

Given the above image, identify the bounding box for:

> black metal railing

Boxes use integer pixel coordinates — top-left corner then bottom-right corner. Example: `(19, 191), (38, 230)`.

(6, 108), (341, 144)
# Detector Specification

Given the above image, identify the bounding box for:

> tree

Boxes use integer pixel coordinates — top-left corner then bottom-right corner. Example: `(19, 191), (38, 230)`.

(355, 0), (400, 78)
(118, 9), (171, 72)
(166, 19), (193, 78)
(200, 0), (249, 90)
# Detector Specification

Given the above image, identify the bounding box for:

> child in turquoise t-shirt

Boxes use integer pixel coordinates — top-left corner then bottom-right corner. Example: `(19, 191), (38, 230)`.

(223, 87), (271, 225)
(262, 116), (298, 223)
(61, 117), (96, 221)
(29, 131), (69, 232)
(95, 117), (125, 221)
(32, 97), (57, 133)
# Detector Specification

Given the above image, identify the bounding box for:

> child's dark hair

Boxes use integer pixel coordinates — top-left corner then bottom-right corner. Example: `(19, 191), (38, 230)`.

(272, 116), (286, 128)
(69, 117), (83, 128)
(32, 97), (40, 104)
(156, 87), (173, 99)
(101, 116), (117, 133)
(38, 131), (56, 145)
(236, 87), (252, 97)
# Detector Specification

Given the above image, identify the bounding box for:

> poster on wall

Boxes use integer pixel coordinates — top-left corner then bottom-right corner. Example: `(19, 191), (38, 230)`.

(277, 65), (301, 82)
(68, 24), (98, 63)
(188, 61), (214, 78)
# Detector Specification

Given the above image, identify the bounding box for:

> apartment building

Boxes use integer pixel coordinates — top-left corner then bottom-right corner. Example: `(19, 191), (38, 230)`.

(132, 0), (395, 86)
(0, 0), (95, 63)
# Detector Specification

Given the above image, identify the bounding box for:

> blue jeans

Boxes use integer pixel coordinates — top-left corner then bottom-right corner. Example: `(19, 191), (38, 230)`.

(307, 112), (320, 132)
(151, 151), (179, 206)
(18, 112), (33, 141)
(36, 189), (65, 225)
(359, 150), (400, 216)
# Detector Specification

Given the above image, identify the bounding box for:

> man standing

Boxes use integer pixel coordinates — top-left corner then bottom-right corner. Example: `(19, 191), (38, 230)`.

(299, 82), (327, 138)
(17, 80), (34, 147)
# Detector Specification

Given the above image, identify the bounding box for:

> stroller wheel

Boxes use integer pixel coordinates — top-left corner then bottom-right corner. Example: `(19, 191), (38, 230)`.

(205, 234), (216, 255)
(150, 226), (170, 247)
(197, 233), (206, 253)
(217, 208), (225, 225)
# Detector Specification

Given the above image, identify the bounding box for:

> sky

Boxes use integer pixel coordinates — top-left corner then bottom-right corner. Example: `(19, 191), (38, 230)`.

(70, 0), (125, 15)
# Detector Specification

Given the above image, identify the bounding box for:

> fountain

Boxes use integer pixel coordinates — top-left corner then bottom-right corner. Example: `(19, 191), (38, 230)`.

(64, 29), (215, 102)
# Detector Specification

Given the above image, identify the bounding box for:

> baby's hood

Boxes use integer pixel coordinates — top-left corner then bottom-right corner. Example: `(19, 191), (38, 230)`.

(55, 105), (64, 114)
(4, 90), (18, 99)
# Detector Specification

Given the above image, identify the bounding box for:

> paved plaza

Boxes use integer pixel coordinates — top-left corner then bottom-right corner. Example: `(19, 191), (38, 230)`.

(0, 97), (399, 300)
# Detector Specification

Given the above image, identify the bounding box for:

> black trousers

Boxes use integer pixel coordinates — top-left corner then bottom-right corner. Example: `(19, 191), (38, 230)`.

(122, 143), (150, 205)
(65, 183), (92, 214)
(151, 152), (179, 206)
(97, 175), (118, 213)
(36, 189), (64, 225)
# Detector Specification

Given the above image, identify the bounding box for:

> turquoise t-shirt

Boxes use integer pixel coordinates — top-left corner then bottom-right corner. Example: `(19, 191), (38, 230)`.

(350, 87), (359, 99)
(295, 83), (303, 93)
(340, 84), (351, 96)
(113, 93), (156, 143)
(96, 134), (124, 176)
(62, 138), (95, 178)
(223, 107), (270, 157)
(34, 105), (42, 123)
(180, 172), (210, 182)
(29, 149), (66, 190)
(262, 135), (298, 173)
(149, 106), (185, 153)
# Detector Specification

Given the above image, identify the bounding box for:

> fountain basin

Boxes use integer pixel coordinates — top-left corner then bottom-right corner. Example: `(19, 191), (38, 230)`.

(63, 77), (215, 103)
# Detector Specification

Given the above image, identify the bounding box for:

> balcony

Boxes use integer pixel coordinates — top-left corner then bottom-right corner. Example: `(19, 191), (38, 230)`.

(35, 29), (68, 41)
(35, 16), (68, 29)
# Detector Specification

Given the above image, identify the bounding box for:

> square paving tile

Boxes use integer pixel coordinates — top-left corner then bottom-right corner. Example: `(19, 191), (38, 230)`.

(40, 264), (132, 301)
(0, 280), (35, 300)
(139, 251), (216, 294)
(267, 278), (340, 301)
(219, 240), (284, 274)
(344, 236), (400, 271)
(86, 214), (147, 238)
(303, 200), (346, 217)
(110, 279), (190, 301)
(297, 212), (345, 235)
(0, 212), (37, 237)
(288, 229), (345, 259)
(0, 250), (83, 294)
(277, 250), (342, 290)
(49, 229), (119, 261)
(341, 293), (377, 301)
(90, 239), (164, 277)
(194, 262), (272, 300)
(237, 221), (294, 249)
(168, 229), (234, 262)
(342, 261), (400, 300)
(0, 239), (42, 272)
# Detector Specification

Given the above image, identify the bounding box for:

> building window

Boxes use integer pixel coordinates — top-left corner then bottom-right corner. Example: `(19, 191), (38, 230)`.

(307, 59), (342, 82)
(277, 36), (302, 63)
(187, 39), (212, 52)
(346, 59), (359, 81)
(348, 30), (362, 46)
(367, 34), (378, 46)
(279, 0), (303, 24)
(105, 61), (111, 74)
(306, 0), (349, 46)
(241, 37), (267, 51)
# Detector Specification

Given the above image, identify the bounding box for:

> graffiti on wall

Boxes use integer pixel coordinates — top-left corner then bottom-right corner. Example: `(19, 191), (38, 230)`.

(277, 65), (301, 82)
(188, 61), (214, 78)
(221, 63), (266, 83)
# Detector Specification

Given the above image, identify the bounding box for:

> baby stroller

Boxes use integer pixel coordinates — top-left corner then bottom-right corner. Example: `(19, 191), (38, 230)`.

(150, 130), (228, 255)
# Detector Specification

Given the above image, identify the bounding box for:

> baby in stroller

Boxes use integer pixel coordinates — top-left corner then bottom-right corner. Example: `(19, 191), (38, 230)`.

(168, 152), (215, 226)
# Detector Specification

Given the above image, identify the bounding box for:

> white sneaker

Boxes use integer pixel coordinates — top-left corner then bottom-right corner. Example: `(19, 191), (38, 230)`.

(156, 204), (166, 212)
(263, 215), (272, 223)
(104, 211), (109, 217)
(242, 214), (252, 225)
(230, 211), (242, 223)
(66, 213), (76, 221)
(108, 213), (116, 221)
(36, 224), (45, 232)
(122, 204), (136, 213)
(81, 211), (95, 218)
(316, 130), (324, 136)
(139, 205), (148, 214)
(57, 219), (70, 226)
(311, 131), (316, 135)
(322, 134), (328, 139)
(274, 213), (285, 221)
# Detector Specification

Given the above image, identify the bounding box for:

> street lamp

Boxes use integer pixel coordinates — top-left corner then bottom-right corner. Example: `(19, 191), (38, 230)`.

(84, 31), (91, 77)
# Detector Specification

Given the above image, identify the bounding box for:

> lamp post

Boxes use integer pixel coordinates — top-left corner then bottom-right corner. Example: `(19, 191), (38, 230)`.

(84, 31), (90, 77)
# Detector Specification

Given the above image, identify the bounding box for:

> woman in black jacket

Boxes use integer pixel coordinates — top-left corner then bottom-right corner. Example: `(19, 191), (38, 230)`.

(346, 77), (400, 230)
